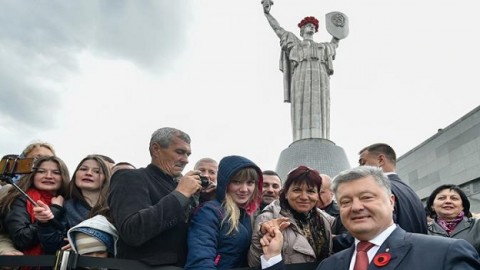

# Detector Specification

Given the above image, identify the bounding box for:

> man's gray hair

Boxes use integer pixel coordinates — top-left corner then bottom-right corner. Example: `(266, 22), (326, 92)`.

(332, 166), (391, 196)
(194, 157), (217, 169)
(149, 127), (191, 150)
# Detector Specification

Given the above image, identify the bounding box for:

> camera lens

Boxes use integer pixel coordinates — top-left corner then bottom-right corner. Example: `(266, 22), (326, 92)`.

(199, 175), (209, 188)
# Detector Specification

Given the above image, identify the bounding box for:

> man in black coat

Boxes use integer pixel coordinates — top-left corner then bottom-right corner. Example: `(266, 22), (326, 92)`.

(108, 127), (202, 267)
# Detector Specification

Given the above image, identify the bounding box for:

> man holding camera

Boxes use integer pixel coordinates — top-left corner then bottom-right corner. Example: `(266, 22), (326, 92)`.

(108, 127), (203, 268)
(194, 157), (218, 203)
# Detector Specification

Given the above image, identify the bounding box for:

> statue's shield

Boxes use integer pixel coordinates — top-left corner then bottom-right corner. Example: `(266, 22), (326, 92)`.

(325, 11), (349, 39)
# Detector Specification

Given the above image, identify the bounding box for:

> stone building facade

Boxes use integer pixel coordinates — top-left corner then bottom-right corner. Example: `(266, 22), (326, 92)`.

(397, 106), (480, 212)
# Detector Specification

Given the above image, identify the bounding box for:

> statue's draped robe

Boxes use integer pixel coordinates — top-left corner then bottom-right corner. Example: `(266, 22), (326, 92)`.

(279, 30), (337, 141)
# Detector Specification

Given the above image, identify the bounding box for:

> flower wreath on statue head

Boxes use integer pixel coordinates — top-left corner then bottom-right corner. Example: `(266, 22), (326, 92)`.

(298, 16), (319, 32)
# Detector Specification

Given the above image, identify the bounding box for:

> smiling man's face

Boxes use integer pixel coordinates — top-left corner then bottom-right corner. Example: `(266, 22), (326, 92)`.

(336, 176), (395, 241)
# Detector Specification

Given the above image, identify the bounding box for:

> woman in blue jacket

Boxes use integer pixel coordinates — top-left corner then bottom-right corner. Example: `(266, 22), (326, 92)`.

(185, 155), (263, 270)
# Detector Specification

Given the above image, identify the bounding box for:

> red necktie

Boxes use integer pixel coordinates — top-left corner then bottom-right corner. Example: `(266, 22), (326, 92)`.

(354, 241), (375, 270)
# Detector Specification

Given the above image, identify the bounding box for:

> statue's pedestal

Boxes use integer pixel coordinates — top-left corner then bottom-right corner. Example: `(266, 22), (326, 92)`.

(276, 138), (351, 181)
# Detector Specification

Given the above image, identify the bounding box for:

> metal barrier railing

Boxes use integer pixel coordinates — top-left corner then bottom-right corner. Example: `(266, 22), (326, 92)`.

(0, 254), (318, 270)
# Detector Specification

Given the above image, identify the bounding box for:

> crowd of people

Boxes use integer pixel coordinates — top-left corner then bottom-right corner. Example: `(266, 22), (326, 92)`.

(1, 127), (480, 270)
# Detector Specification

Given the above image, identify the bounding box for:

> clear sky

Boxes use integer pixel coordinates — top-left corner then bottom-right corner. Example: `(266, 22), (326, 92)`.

(1, 0), (478, 175)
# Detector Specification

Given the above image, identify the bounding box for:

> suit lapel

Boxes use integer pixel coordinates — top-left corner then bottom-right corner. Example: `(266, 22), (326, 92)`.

(369, 227), (412, 270)
(336, 246), (355, 269)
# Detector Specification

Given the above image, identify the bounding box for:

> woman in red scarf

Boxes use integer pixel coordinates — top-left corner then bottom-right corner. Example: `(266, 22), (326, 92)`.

(0, 156), (70, 258)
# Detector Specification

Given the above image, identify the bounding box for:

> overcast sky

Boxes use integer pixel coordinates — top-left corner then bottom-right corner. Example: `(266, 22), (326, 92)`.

(1, 0), (478, 175)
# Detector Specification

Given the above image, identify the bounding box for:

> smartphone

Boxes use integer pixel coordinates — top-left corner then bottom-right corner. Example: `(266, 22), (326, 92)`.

(0, 156), (35, 175)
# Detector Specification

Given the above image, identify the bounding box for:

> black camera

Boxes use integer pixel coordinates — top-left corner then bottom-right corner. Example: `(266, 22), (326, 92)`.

(199, 175), (210, 188)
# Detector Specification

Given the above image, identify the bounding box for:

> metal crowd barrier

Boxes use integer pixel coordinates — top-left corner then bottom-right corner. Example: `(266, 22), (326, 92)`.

(0, 254), (318, 270)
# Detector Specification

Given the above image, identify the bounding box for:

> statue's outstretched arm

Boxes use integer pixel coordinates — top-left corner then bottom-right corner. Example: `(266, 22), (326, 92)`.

(262, 2), (285, 39)
(265, 13), (284, 38)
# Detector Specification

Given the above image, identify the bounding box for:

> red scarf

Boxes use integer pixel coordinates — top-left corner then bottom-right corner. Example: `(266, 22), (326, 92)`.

(23, 188), (54, 256)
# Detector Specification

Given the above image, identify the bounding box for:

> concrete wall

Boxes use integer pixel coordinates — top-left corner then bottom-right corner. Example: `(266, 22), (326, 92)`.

(397, 106), (480, 212)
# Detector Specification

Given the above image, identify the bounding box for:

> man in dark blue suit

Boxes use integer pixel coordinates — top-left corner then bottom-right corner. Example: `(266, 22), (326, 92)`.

(358, 143), (427, 234)
(259, 166), (480, 270)
(333, 143), (428, 252)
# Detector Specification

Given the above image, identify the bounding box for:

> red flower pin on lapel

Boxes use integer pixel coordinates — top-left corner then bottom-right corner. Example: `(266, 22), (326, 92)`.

(373, 253), (391, 267)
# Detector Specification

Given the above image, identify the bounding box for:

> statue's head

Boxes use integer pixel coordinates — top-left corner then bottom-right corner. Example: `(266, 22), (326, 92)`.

(298, 16), (319, 37)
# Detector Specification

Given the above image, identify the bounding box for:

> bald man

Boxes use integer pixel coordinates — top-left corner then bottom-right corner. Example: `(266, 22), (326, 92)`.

(316, 173), (349, 252)
(194, 157), (218, 203)
(316, 174), (338, 217)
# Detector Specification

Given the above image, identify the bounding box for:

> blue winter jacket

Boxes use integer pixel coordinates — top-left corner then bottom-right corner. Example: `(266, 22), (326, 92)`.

(184, 155), (263, 270)
(64, 198), (91, 228)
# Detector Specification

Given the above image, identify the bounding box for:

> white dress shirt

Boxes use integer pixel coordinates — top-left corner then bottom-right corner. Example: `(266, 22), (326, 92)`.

(349, 224), (397, 270)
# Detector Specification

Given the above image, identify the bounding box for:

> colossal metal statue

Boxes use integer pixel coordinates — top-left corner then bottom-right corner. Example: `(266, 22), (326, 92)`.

(262, 1), (348, 141)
